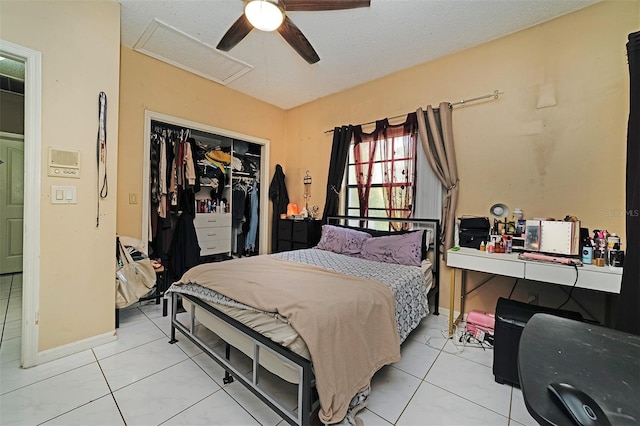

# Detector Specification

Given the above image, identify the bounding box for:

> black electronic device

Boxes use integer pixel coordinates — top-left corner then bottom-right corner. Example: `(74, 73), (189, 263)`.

(547, 383), (611, 426)
(459, 216), (490, 249)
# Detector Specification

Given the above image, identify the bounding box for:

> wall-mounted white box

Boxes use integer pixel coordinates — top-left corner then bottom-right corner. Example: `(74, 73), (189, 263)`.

(48, 147), (80, 178)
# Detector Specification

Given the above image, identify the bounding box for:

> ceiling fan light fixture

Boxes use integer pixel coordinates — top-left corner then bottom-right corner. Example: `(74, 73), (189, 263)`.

(244, 0), (285, 32)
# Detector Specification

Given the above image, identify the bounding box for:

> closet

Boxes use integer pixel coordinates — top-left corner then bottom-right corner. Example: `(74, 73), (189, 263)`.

(142, 112), (269, 277)
(191, 131), (263, 257)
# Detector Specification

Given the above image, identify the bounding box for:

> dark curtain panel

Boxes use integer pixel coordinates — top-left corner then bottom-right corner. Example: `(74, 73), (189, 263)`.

(269, 164), (289, 252)
(615, 30), (640, 335)
(321, 126), (352, 224)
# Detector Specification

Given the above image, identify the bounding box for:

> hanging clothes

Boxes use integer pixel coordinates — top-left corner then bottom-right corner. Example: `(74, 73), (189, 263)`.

(149, 124), (199, 265)
(269, 164), (289, 251)
(169, 133), (179, 208)
(168, 211), (200, 277)
(186, 137), (201, 193)
(245, 180), (259, 252)
(183, 140), (196, 186)
(150, 133), (160, 204)
(158, 134), (168, 218)
(232, 182), (248, 228)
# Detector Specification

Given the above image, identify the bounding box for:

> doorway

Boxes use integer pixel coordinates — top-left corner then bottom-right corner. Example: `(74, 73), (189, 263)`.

(0, 56), (25, 272)
(0, 39), (42, 368)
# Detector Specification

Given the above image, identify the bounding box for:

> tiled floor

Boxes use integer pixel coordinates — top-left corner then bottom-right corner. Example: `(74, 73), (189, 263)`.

(1, 272), (537, 425)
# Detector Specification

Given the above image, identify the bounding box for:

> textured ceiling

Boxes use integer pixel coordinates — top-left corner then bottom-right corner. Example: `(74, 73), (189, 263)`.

(119, 0), (600, 110)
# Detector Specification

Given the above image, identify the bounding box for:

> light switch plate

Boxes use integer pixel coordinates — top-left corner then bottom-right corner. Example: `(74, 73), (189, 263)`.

(51, 186), (77, 204)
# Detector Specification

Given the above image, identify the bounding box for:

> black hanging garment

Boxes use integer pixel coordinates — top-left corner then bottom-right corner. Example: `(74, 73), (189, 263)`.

(615, 30), (640, 335)
(168, 212), (201, 278)
(269, 164), (289, 252)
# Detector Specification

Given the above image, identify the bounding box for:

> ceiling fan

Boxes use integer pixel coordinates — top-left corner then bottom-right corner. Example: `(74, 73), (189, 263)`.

(216, 0), (371, 64)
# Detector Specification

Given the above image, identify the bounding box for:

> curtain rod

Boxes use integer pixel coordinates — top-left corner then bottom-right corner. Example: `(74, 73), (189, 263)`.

(323, 89), (503, 133)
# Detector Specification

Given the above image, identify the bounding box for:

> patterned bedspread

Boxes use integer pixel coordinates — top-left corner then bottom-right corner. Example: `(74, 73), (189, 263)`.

(273, 248), (430, 342)
(169, 248), (431, 343)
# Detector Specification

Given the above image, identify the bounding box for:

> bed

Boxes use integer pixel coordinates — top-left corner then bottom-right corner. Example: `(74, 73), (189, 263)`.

(166, 216), (440, 425)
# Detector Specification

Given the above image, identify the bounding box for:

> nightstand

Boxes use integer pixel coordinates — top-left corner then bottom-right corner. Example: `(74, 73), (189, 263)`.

(276, 219), (322, 252)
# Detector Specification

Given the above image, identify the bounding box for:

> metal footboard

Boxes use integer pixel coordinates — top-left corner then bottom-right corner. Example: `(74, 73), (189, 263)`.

(169, 292), (317, 426)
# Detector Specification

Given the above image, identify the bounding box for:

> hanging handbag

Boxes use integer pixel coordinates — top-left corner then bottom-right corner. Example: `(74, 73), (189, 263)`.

(115, 238), (156, 309)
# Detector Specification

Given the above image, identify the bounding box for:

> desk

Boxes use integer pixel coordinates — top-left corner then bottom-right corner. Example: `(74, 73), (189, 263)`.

(518, 314), (640, 425)
(446, 248), (622, 336)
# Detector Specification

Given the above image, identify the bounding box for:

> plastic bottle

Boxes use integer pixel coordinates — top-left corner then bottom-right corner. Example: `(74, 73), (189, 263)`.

(582, 246), (593, 264)
(513, 208), (523, 220)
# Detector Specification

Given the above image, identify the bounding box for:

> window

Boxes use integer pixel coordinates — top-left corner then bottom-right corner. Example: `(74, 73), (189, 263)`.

(345, 114), (441, 229)
(346, 129), (415, 219)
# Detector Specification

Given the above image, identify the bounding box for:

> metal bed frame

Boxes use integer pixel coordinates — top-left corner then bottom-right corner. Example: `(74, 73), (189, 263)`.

(169, 216), (440, 425)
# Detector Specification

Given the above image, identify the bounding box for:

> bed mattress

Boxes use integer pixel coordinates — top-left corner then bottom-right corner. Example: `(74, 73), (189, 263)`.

(274, 248), (432, 342)
(179, 249), (432, 383)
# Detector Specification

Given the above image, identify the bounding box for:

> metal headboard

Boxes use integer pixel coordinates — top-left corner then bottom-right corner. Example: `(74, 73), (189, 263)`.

(327, 215), (441, 315)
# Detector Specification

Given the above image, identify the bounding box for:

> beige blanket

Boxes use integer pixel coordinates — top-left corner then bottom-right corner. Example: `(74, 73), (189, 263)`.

(175, 255), (401, 424)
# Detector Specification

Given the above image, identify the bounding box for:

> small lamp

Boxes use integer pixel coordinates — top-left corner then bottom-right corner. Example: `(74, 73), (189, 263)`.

(244, 0), (285, 32)
(287, 203), (298, 217)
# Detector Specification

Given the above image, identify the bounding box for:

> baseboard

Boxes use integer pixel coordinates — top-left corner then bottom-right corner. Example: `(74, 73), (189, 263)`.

(33, 330), (117, 366)
(434, 306), (461, 320)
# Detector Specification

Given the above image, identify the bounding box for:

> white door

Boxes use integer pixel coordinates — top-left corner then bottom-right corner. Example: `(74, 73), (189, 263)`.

(0, 132), (24, 274)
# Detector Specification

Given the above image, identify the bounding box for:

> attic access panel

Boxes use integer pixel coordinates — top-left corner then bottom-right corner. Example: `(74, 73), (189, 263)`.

(134, 19), (253, 85)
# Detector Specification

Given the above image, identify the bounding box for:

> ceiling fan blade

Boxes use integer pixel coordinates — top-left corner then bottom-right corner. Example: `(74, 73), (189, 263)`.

(277, 16), (320, 64)
(284, 0), (370, 12)
(216, 14), (253, 51)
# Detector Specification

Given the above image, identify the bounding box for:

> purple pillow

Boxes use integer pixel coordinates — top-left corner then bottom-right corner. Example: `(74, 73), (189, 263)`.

(315, 225), (371, 254)
(360, 230), (425, 266)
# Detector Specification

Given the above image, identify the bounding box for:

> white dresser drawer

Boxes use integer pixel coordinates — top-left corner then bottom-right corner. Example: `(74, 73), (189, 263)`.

(199, 237), (231, 256)
(196, 227), (227, 241)
(194, 213), (231, 228)
(194, 213), (231, 255)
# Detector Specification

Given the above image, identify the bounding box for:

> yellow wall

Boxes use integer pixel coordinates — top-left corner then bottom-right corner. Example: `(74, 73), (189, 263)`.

(0, 1), (120, 350)
(285, 0), (638, 320)
(117, 47), (287, 247)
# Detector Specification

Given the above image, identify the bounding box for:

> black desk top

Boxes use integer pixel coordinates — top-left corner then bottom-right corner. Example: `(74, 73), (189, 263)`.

(518, 314), (640, 425)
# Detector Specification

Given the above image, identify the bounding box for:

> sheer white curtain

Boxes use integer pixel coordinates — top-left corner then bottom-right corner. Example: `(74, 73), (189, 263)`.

(414, 133), (442, 221)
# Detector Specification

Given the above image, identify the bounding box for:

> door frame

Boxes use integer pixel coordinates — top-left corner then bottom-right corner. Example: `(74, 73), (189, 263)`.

(0, 40), (42, 368)
(142, 110), (271, 256)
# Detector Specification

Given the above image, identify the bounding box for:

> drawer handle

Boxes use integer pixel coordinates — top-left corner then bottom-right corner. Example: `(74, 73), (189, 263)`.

(207, 233), (217, 237)
(207, 220), (217, 223)
(207, 245), (217, 249)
